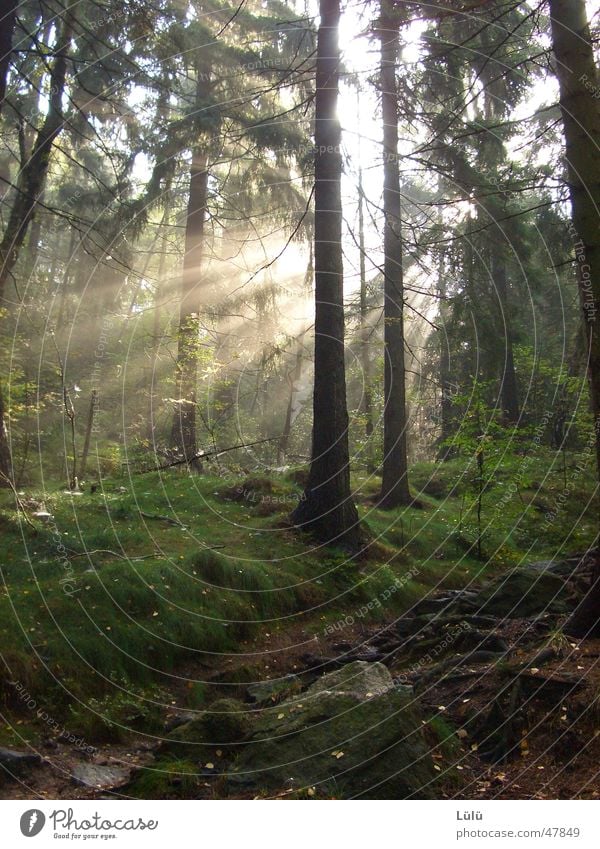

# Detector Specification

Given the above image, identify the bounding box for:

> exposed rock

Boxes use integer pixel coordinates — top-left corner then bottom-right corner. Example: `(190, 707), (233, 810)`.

(200, 698), (253, 743)
(307, 661), (393, 698)
(164, 697), (251, 757)
(528, 559), (580, 578)
(469, 567), (568, 618)
(339, 645), (384, 664)
(395, 568), (568, 623)
(71, 763), (134, 791)
(247, 675), (301, 705)
(227, 661), (440, 799)
(164, 711), (199, 732)
(415, 591), (477, 614)
(0, 747), (42, 776)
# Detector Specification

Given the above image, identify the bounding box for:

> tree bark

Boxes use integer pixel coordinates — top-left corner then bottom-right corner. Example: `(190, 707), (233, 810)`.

(170, 148), (208, 467)
(493, 254), (520, 423)
(291, 0), (359, 548)
(278, 333), (305, 465)
(358, 142), (375, 472)
(437, 244), (454, 459)
(148, 184), (172, 443)
(79, 389), (98, 480)
(0, 375), (12, 480)
(378, 0), (411, 508)
(0, 0), (17, 108)
(0, 11), (72, 482)
(550, 0), (600, 635)
(0, 14), (72, 302)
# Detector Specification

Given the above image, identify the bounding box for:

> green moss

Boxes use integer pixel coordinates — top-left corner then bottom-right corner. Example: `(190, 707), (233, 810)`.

(128, 759), (201, 799)
(230, 687), (437, 799)
(0, 453), (596, 742)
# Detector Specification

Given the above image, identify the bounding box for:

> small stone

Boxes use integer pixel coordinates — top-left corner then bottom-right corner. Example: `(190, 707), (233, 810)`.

(71, 763), (134, 790)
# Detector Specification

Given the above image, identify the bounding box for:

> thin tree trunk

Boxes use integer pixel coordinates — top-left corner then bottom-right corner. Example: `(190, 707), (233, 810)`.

(0, 0), (17, 108)
(437, 244), (454, 459)
(170, 148), (208, 468)
(550, 0), (600, 635)
(278, 333), (305, 465)
(357, 119), (375, 471)
(0, 11), (72, 482)
(55, 230), (77, 332)
(148, 187), (172, 442)
(291, 0), (359, 548)
(0, 13), (72, 301)
(79, 390), (98, 480)
(378, 0), (411, 508)
(493, 254), (520, 423)
(0, 377), (12, 480)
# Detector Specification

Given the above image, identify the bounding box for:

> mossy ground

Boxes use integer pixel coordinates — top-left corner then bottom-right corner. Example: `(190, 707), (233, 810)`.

(0, 449), (596, 748)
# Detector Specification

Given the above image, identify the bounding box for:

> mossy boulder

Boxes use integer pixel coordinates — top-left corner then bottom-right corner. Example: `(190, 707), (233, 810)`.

(227, 661), (438, 799)
(164, 698), (251, 758)
(247, 674), (302, 705)
(308, 662), (393, 698)
(127, 759), (201, 799)
(473, 567), (568, 617)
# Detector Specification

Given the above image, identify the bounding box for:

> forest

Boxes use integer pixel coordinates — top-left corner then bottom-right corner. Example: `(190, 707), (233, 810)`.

(0, 0), (599, 803)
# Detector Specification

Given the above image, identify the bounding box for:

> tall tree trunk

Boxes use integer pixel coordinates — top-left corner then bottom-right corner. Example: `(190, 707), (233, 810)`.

(0, 14), (72, 301)
(291, 0), (359, 548)
(0, 376), (12, 480)
(357, 123), (375, 472)
(0, 11), (72, 482)
(0, 0), (17, 108)
(437, 244), (454, 459)
(25, 205), (43, 277)
(148, 186), (172, 443)
(550, 0), (600, 635)
(278, 333), (305, 465)
(55, 230), (78, 332)
(79, 390), (98, 480)
(170, 149), (208, 467)
(378, 0), (411, 508)
(493, 254), (520, 423)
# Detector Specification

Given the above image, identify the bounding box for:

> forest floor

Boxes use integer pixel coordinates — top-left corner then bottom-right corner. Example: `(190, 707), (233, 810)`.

(0, 453), (598, 799)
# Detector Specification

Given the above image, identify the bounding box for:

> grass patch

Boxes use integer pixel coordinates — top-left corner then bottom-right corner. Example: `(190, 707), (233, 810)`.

(0, 454), (595, 731)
